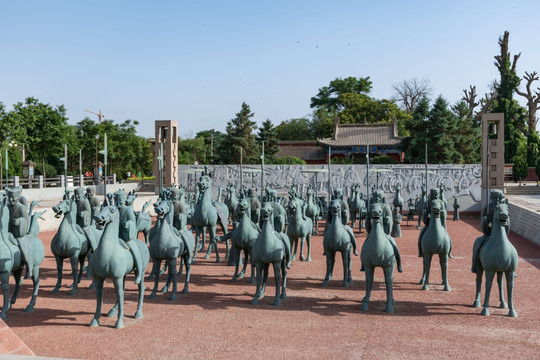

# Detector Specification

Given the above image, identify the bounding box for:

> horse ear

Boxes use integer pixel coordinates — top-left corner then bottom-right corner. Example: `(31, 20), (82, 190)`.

(505, 198), (508, 205)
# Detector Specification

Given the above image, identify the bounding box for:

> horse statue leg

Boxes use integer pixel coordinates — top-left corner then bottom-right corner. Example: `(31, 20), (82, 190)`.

(341, 250), (349, 288)
(0, 273), (11, 320)
(481, 271), (496, 316)
(472, 265), (483, 308)
(149, 259), (162, 299)
(251, 263), (263, 305)
(496, 271), (507, 309)
(280, 259), (287, 300)
(506, 271), (517, 317)
(439, 253), (451, 291)
(9, 269), (23, 308)
(260, 263), (269, 299)
(322, 251), (334, 287)
(89, 278), (104, 327)
(360, 267), (374, 311)
(181, 253), (191, 294)
(272, 262), (281, 306)
(112, 277), (125, 329)
(51, 256), (64, 294)
(422, 254), (433, 290)
(24, 267), (41, 313)
(167, 258), (178, 301)
(383, 265), (395, 313)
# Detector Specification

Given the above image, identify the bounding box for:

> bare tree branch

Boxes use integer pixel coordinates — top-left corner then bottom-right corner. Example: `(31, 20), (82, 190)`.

(462, 85), (479, 118)
(391, 78), (432, 113)
(515, 71), (540, 133)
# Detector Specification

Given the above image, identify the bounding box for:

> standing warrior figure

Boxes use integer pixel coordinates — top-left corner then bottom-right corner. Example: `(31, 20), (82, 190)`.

(6, 186), (33, 279)
(86, 186), (101, 222)
(74, 187), (99, 251)
(453, 198), (460, 222)
(114, 190), (144, 284)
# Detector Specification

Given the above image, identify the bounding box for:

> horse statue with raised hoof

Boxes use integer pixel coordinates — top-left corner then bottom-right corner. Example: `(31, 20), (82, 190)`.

(472, 200), (518, 317)
(304, 185), (321, 234)
(89, 205), (150, 329)
(287, 197), (313, 262)
(50, 197), (101, 295)
(360, 202), (402, 313)
(251, 202), (290, 306)
(192, 175), (230, 263)
(217, 197), (259, 283)
(0, 194), (45, 320)
(418, 198), (452, 291)
(322, 199), (358, 288)
(148, 196), (193, 300)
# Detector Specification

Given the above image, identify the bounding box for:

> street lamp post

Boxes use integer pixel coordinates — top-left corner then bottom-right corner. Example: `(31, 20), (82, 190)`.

(59, 144), (68, 195)
(95, 133), (100, 185)
(99, 133), (108, 203)
(4, 140), (17, 188)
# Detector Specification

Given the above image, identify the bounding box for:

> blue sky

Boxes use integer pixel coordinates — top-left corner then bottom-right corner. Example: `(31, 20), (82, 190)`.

(1, 0), (539, 138)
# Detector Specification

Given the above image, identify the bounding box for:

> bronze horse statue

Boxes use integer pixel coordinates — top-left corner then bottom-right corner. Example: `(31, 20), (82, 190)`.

(0, 196), (45, 319)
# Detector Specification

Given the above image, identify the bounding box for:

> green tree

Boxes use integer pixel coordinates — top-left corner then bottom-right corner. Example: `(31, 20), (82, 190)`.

(400, 96), (431, 163)
(178, 137), (207, 165)
(276, 118), (312, 140)
(272, 156), (306, 164)
(310, 76), (373, 112)
(5, 97), (69, 178)
(452, 101), (482, 163)
(492, 31), (527, 163)
(217, 102), (258, 164)
(257, 119), (280, 163)
(195, 129), (224, 163)
(512, 141), (528, 182)
(308, 108), (335, 139)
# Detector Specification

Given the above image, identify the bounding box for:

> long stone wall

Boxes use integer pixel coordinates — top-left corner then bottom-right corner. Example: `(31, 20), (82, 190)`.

(178, 164), (482, 212)
(508, 203), (540, 246)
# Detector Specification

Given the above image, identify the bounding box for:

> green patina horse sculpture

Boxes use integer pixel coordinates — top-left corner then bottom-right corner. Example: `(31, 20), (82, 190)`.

(473, 201), (518, 317)
(218, 197), (259, 283)
(192, 175), (230, 263)
(348, 184), (366, 233)
(126, 192), (152, 245)
(89, 206), (150, 329)
(149, 197), (193, 300)
(251, 202), (290, 306)
(0, 196), (45, 319)
(360, 202), (401, 313)
(287, 197), (313, 262)
(418, 198), (452, 291)
(304, 185), (321, 234)
(322, 199), (358, 288)
(392, 184), (404, 216)
(51, 198), (102, 295)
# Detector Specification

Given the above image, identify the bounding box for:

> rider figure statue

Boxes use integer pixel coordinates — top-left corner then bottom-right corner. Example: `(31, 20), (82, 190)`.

(74, 187), (98, 251)
(114, 190), (144, 284)
(86, 186), (101, 221)
(7, 186), (33, 279)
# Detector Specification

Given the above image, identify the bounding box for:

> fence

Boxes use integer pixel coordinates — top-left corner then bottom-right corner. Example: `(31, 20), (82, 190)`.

(1, 174), (117, 189)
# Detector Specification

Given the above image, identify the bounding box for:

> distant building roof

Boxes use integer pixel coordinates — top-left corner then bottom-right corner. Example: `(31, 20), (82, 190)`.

(318, 118), (401, 147)
(276, 141), (326, 162)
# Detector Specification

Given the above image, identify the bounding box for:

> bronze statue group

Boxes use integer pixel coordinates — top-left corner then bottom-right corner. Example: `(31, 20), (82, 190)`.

(0, 173), (518, 328)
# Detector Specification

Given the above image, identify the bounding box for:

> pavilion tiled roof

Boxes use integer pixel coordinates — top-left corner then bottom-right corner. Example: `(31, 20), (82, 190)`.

(318, 121), (401, 147)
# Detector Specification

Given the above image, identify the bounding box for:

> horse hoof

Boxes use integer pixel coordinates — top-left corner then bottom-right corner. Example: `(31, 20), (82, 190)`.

(500, 302), (508, 309)
(225, 252), (230, 259)
(250, 298), (259, 305)
(291, 256), (296, 261)
(273, 299), (281, 306)
(443, 285), (451, 292)
(204, 254), (210, 260)
(87, 283), (95, 290)
(107, 309), (118, 318)
(51, 288), (60, 295)
(360, 302), (369, 311)
(384, 305), (394, 313)
(347, 277), (352, 283)
(160, 286), (168, 293)
(508, 309), (518, 317)
(215, 258), (221, 263)
(472, 300), (481, 308)
(341, 282), (348, 288)
(480, 308), (490, 316)
(115, 319), (125, 329)
(237, 272), (245, 280)
(69, 289), (77, 296)
(322, 281), (328, 287)
(418, 279), (424, 285)
(307, 257), (311, 262)
(148, 292), (157, 299)
(168, 294), (177, 301)
(181, 288), (189, 294)
(248, 278), (255, 285)
(280, 293), (287, 300)
(422, 284), (429, 291)
(24, 305), (34, 313)
(134, 310), (143, 319)
(89, 318), (100, 327)
(300, 255), (306, 261)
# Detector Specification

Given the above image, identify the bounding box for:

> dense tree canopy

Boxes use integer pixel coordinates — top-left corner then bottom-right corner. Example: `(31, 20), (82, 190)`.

(217, 102), (259, 164)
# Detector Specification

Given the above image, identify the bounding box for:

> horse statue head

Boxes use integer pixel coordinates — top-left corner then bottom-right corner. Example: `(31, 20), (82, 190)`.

(329, 199), (342, 224)
(94, 206), (119, 230)
(260, 202), (274, 223)
(430, 198), (444, 219)
(370, 202), (384, 225)
(198, 175), (212, 193)
(52, 199), (75, 219)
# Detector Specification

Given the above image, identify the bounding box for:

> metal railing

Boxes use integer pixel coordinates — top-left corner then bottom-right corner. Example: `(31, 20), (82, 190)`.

(1, 174), (117, 189)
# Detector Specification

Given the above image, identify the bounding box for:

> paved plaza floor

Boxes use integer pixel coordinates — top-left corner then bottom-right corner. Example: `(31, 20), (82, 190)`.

(2, 213), (540, 359)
